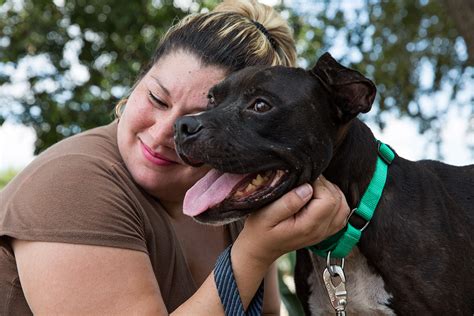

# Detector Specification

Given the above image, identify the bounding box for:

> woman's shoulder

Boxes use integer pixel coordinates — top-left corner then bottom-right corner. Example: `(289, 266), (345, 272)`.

(0, 121), (152, 253)
(7, 121), (125, 188)
(0, 121), (140, 224)
(42, 120), (123, 166)
(1, 121), (135, 204)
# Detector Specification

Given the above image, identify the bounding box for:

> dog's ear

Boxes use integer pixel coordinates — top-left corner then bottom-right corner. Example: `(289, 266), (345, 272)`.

(311, 52), (376, 122)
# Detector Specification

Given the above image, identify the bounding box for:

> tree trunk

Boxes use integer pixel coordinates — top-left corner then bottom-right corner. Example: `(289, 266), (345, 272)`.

(442, 0), (474, 65)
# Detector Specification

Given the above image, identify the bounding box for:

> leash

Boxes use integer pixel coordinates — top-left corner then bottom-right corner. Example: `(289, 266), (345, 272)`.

(306, 140), (395, 315)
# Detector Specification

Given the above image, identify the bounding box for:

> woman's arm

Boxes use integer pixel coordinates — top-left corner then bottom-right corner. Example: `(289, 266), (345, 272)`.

(175, 177), (348, 315)
(13, 177), (348, 315)
(13, 240), (166, 315)
(262, 263), (281, 315)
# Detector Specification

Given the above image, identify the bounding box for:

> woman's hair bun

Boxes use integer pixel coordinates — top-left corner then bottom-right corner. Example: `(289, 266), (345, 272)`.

(213, 0), (296, 66)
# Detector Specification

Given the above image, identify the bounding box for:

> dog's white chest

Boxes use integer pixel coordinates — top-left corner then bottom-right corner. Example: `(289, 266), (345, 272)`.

(306, 248), (396, 315)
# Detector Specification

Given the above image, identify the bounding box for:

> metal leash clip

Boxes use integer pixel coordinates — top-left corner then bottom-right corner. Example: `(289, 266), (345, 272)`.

(323, 252), (348, 316)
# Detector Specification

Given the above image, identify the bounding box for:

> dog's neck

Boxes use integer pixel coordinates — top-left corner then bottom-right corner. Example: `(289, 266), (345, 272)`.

(323, 119), (379, 209)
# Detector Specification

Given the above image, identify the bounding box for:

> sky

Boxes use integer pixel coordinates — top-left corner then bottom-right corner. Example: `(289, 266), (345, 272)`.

(0, 0), (473, 172)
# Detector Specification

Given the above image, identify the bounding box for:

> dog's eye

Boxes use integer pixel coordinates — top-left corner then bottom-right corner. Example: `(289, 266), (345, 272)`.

(252, 100), (272, 113)
(207, 94), (216, 108)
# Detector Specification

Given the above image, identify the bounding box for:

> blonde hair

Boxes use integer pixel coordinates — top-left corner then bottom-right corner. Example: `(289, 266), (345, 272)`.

(115, 0), (296, 117)
(213, 0), (296, 67)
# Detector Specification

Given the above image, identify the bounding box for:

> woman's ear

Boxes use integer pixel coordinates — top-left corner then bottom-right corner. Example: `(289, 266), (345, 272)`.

(311, 53), (376, 123)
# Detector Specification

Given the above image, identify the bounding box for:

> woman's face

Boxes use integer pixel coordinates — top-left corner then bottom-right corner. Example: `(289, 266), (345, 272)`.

(117, 51), (227, 202)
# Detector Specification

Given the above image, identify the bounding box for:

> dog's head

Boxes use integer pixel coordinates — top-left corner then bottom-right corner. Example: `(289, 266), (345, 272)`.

(174, 53), (376, 224)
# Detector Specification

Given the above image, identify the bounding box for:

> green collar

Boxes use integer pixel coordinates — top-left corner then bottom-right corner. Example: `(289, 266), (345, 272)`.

(307, 140), (395, 259)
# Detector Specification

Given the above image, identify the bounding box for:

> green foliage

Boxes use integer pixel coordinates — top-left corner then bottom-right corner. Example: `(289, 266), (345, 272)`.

(0, 168), (17, 189)
(0, 0), (190, 153)
(287, 0), (472, 133)
(0, 0), (472, 154)
(278, 251), (305, 316)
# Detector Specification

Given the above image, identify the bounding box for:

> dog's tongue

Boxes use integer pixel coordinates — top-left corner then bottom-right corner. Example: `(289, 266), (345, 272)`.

(183, 169), (248, 217)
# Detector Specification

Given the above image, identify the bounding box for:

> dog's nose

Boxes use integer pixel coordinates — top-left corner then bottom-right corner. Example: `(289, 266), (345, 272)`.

(174, 116), (203, 141)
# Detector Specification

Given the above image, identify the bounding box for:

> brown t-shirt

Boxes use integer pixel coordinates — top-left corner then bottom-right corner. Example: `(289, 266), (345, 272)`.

(0, 121), (243, 314)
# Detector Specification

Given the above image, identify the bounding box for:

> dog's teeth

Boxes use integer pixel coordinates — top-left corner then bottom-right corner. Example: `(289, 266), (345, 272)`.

(234, 190), (245, 197)
(268, 169), (285, 187)
(245, 183), (256, 192)
(252, 174), (265, 186)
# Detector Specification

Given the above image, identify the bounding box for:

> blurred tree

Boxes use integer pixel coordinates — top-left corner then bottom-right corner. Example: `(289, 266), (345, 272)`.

(442, 0), (474, 65)
(0, 168), (17, 189)
(284, 0), (473, 158)
(0, 0), (472, 155)
(0, 0), (216, 153)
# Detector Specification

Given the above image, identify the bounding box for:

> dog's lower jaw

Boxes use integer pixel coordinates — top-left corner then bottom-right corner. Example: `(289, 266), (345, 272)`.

(193, 214), (245, 226)
(193, 206), (252, 225)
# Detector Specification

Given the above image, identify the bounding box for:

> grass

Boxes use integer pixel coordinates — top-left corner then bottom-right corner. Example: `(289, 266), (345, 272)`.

(278, 251), (305, 315)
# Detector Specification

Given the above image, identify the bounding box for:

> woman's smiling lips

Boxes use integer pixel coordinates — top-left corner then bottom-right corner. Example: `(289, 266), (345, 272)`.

(140, 140), (177, 166)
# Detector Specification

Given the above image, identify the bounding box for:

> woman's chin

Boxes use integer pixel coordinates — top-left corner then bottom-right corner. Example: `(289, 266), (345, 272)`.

(133, 169), (196, 201)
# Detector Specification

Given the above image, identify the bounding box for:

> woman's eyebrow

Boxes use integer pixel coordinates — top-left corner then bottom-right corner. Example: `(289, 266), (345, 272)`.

(150, 75), (170, 96)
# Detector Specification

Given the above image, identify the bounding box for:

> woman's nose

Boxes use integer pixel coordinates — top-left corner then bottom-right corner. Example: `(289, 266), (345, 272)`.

(149, 117), (176, 148)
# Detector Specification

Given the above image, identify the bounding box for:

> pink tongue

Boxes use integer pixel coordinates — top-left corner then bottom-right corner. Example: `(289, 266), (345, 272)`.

(183, 169), (249, 217)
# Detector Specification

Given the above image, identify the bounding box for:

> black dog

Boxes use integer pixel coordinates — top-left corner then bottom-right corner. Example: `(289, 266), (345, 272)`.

(174, 53), (474, 315)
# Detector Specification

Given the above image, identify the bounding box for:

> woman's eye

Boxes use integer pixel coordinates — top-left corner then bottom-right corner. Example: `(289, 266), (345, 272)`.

(148, 92), (168, 108)
(252, 100), (272, 113)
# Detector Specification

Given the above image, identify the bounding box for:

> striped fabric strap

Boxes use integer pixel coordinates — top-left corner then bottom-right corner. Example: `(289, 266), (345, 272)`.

(214, 245), (265, 316)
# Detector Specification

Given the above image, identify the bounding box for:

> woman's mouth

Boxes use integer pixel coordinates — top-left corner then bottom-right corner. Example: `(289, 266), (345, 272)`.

(140, 141), (177, 166)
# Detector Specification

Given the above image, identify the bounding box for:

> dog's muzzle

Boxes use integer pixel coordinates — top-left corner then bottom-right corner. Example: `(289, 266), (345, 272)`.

(174, 116), (203, 144)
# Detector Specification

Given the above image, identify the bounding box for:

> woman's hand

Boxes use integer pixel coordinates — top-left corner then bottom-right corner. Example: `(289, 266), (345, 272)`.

(235, 176), (350, 267)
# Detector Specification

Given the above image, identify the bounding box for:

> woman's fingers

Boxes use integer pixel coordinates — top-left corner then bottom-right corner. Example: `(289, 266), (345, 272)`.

(254, 183), (313, 226)
(333, 191), (352, 230)
(291, 197), (337, 243)
(243, 177), (351, 259)
(313, 176), (339, 199)
(291, 178), (350, 244)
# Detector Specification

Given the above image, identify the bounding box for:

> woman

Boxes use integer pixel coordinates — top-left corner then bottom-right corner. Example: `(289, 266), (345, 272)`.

(0, 0), (349, 314)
